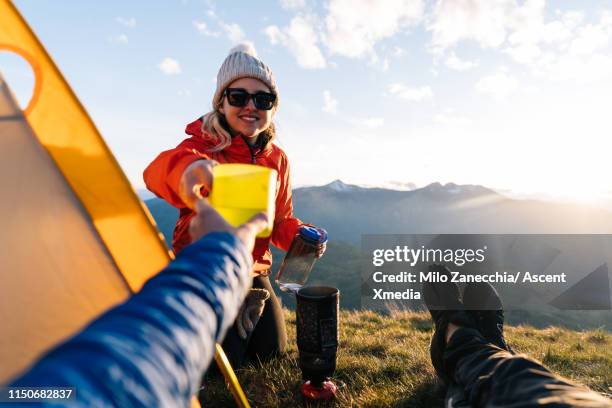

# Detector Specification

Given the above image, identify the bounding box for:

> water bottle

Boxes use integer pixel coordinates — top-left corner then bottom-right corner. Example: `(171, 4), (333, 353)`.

(275, 226), (328, 293)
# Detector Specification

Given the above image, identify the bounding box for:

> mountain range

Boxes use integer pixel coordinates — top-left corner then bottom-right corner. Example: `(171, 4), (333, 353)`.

(293, 180), (612, 243)
(143, 180), (612, 328)
(145, 180), (612, 245)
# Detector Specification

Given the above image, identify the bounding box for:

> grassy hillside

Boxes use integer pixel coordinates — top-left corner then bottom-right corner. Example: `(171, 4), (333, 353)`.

(145, 197), (612, 330)
(201, 309), (612, 407)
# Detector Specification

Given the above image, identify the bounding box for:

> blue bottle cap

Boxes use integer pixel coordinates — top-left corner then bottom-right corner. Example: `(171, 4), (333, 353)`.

(299, 226), (328, 245)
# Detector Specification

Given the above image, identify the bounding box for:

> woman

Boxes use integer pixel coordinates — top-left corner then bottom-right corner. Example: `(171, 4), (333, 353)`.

(144, 43), (326, 368)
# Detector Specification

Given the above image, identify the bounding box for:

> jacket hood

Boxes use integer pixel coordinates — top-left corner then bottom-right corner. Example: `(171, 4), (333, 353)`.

(184, 117), (274, 158)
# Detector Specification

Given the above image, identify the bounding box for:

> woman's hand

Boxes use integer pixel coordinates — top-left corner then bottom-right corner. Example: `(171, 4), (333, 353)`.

(315, 242), (326, 259)
(178, 159), (218, 209)
(300, 225), (327, 259)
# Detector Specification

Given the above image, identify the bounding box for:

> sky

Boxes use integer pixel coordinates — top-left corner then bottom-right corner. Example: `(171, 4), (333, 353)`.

(2, 0), (612, 207)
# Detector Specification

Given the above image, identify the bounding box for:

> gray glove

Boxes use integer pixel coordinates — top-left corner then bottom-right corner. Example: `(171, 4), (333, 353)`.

(236, 288), (270, 340)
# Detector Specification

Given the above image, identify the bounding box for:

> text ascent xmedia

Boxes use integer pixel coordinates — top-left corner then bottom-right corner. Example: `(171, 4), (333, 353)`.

(369, 271), (568, 301)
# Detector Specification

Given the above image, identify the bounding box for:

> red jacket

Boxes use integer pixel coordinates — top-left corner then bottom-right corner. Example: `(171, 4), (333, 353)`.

(143, 117), (303, 272)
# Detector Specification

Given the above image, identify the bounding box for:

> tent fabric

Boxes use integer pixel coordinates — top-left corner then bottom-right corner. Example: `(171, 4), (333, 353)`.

(0, 0), (173, 290)
(0, 77), (130, 381)
(0, 0), (172, 383)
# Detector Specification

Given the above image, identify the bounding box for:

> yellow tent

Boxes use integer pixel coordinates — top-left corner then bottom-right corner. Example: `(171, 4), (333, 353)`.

(0, 0), (173, 383)
(0, 2), (249, 406)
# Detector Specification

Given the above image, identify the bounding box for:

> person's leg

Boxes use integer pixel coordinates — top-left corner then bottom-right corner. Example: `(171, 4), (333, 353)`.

(463, 282), (512, 353)
(246, 275), (287, 363)
(205, 275), (286, 372)
(423, 270), (611, 408)
(217, 321), (250, 368)
(445, 328), (611, 408)
(200, 276), (282, 403)
(423, 264), (479, 384)
(202, 279), (256, 379)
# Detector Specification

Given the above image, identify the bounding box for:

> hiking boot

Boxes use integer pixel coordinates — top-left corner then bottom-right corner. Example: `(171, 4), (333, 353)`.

(462, 282), (512, 353)
(423, 264), (476, 383)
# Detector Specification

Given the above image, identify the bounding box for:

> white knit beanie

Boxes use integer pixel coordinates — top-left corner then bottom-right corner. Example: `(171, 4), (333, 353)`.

(213, 43), (279, 110)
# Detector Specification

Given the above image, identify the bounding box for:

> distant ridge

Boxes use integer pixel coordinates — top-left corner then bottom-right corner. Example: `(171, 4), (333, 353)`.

(312, 180), (500, 197)
(145, 179), (612, 245)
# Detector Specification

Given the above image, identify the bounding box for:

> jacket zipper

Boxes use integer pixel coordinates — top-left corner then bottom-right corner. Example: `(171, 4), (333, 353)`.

(242, 135), (257, 164)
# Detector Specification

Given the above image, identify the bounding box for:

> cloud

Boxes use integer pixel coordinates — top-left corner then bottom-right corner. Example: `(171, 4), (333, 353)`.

(361, 117), (385, 128)
(388, 82), (433, 101)
(444, 51), (478, 71)
(264, 16), (326, 69)
(323, 0), (424, 59)
(110, 34), (129, 44)
(193, 20), (220, 37)
(158, 58), (182, 75)
(475, 70), (518, 100)
(204, 8), (246, 44)
(503, 4), (576, 65)
(340, 116), (386, 129)
(505, 43), (541, 65)
(381, 58), (390, 71)
(219, 22), (246, 43)
(379, 180), (417, 190)
(429, 2), (612, 84)
(266, 0), (423, 68)
(568, 19), (611, 56)
(264, 26), (282, 44)
(536, 52), (612, 83)
(322, 90), (338, 114)
(428, 0), (513, 52)
(115, 17), (136, 28)
(429, 0), (564, 54)
(392, 46), (406, 57)
(279, 0), (306, 10)
(508, 9), (612, 82)
(434, 111), (471, 126)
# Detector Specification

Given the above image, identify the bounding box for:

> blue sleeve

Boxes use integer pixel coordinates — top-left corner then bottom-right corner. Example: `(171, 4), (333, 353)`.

(10, 232), (252, 408)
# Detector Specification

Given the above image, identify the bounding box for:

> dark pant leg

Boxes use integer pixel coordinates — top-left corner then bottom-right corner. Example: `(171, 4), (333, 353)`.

(444, 328), (611, 408)
(216, 322), (249, 369)
(200, 276), (287, 403)
(213, 275), (287, 370)
(246, 275), (287, 363)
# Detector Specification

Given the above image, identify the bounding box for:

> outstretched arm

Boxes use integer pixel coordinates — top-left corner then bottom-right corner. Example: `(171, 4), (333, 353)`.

(11, 202), (267, 408)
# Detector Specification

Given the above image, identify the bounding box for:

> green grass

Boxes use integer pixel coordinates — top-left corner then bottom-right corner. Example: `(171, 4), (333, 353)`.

(201, 309), (612, 407)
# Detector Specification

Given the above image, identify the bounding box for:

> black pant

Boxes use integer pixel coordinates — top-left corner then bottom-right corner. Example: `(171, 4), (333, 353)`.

(444, 328), (612, 408)
(218, 275), (287, 369)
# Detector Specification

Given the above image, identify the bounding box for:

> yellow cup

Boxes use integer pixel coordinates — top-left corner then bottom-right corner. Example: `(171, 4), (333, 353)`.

(209, 164), (277, 238)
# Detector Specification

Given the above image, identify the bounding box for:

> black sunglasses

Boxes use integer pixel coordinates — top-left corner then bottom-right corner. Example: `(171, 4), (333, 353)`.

(224, 88), (276, 110)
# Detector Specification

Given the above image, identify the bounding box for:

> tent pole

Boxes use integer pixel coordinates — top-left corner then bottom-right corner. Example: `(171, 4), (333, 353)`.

(214, 344), (251, 408)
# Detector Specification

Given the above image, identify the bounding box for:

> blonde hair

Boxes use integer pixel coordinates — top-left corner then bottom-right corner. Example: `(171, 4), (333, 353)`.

(200, 110), (232, 152)
(200, 108), (277, 153)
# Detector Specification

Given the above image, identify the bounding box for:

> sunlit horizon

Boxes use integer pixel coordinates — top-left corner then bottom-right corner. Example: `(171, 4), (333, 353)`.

(2, 1), (611, 211)
(288, 178), (612, 208)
